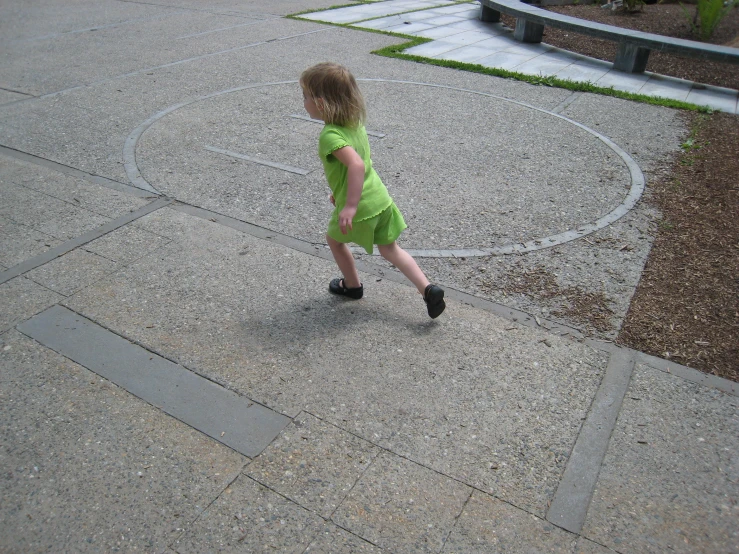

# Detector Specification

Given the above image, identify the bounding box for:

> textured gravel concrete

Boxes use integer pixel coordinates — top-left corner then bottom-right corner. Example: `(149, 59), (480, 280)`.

(1, 0), (738, 552)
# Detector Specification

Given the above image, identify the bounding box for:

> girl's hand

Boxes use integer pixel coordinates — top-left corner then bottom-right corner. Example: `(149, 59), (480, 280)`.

(339, 206), (356, 235)
(330, 194), (335, 206)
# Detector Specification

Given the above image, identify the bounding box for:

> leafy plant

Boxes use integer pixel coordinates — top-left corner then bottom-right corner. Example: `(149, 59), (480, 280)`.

(681, 0), (733, 40)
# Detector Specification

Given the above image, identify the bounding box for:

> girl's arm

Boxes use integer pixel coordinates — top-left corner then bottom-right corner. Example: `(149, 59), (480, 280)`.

(332, 146), (365, 235)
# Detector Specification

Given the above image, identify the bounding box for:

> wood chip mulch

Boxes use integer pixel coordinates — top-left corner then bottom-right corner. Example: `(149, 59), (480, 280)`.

(618, 111), (738, 382)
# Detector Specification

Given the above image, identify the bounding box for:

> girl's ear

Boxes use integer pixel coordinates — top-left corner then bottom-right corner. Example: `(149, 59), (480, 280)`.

(315, 97), (325, 113)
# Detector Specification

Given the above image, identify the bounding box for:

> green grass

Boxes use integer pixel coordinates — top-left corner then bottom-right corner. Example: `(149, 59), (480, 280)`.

(289, 8), (715, 113)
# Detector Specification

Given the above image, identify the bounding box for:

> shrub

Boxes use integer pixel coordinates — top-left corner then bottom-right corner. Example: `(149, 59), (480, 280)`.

(681, 0), (733, 41)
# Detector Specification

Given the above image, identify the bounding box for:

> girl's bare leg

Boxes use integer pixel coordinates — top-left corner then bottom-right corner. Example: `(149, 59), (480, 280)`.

(377, 242), (430, 294)
(326, 234), (361, 288)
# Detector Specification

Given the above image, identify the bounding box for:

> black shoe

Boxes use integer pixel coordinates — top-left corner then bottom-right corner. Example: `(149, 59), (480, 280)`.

(329, 278), (363, 300)
(424, 284), (445, 318)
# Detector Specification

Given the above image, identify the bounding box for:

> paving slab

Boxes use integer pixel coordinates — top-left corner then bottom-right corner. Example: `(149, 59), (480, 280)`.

(172, 474), (326, 553)
(0, 216), (62, 268)
(581, 363), (739, 553)
(83, 224), (171, 264)
(0, 155), (151, 219)
(25, 248), (119, 296)
(443, 490), (577, 553)
(0, 329), (247, 553)
(0, 181), (112, 241)
(304, 524), (385, 553)
(245, 412), (380, 518)
(331, 451), (472, 553)
(0, 276), (64, 333)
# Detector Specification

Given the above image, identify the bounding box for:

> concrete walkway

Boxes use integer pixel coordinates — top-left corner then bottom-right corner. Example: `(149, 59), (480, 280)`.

(1, 1), (738, 553)
(300, 0), (739, 113)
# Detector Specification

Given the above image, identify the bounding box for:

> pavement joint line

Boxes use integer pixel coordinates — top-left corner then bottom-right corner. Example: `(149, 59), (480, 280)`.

(128, 79), (644, 258)
(0, 197), (172, 286)
(204, 145), (312, 175)
(299, 407), (559, 536)
(114, 0), (270, 18)
(551, 91), (583, 114)
(0, 144), (154, 198)
(0, 86), (34, 97)
(4, 27), (336, 107)
(175, 17), (282, 40)
(582, 338), (739, 397)
(15, 12), (184, 43)
(288, 114), (387, 138)
(16, 305), (291, 458)
(546, 348), (636, 534)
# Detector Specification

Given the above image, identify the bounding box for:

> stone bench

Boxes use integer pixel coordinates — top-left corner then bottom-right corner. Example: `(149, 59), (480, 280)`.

(479, 0), (739, 73)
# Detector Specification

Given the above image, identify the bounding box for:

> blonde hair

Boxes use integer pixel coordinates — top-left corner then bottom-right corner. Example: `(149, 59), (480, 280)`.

(300, 62), (366, 128)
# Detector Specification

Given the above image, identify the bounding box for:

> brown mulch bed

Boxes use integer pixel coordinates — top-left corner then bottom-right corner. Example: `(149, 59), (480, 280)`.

(540, 1), (739, 90)
(619, 112), (738, 382)
(503, 2), (739, 381)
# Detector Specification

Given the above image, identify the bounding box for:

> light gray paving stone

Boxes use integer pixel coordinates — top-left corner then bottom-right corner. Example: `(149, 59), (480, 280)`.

(405, 39), (464, 57)
(686, 84), (739, 113)
(501, 42), (554, 56)
(514, 56), (574, 77)
(173, 474), (325, 553)
(420, 14), (468, 26)
(554, 61), (611, 84)
(0, 216), (61, 267)
(443, 491), (577, 553)
(83, 224), (171, 264)
(639, 74), (692, 102)
(385, 21), (436, 34)
(477, 51), (533, 70)
(440, 30), (496, 45)
(432, 3), (481, 15)
(0, 276), (63, 333)
(0, 329), (247, 554)
(245, 412), (380, 518)
(581, 364), (739, 554)
(25, 248), (119, 296)
(474, 34), (520, 49)
(332, 452), (471, 554)
(440, 44), (505, 63)
(595, 70), (651, 94)
(415, 25), (469, 39)
(0, 181), (112, 240)
(446, 17), (497, 31)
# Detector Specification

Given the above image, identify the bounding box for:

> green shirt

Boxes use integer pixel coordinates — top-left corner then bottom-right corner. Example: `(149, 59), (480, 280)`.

(318, 124), (392, 222)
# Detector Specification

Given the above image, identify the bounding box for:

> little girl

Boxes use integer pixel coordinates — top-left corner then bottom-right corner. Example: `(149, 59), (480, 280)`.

(300, 62), (445, 318)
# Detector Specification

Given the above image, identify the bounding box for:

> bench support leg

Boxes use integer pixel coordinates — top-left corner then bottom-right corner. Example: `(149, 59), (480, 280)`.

(479, 4), (501, 23)
(614, 43), (650, 73)
(514, 18), (544, 43)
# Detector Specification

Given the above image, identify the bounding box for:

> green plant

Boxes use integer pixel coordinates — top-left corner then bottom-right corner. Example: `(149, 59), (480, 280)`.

(681, 0), (732, 40)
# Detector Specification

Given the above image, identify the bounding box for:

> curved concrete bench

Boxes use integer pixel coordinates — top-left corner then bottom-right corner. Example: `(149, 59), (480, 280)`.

(479, 0), (739, 73)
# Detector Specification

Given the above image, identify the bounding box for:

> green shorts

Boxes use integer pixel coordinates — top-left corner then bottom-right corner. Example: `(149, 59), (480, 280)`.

(327, 202), (407, 254)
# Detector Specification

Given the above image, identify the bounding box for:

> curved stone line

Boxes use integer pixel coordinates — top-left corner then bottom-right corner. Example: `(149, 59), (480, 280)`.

(123, 79), (645, 258)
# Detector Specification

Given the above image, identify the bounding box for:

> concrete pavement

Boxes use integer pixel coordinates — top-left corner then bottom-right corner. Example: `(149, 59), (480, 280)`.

(1, 1), (737, 553)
